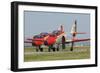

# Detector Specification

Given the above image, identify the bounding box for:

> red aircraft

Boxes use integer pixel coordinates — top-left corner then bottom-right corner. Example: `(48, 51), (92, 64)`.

(25, 32), (49, 52)
(25, 20), (90, 52)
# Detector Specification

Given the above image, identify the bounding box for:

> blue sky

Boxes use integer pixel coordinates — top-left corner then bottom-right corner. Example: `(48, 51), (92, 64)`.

(24, 11), (90, 39)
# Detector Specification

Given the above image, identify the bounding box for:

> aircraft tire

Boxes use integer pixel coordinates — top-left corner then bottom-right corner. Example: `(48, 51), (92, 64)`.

(70, 48), (73, 51)
(40, 48), (43, 52)
(52, 48), (56, 52)
(57, 48), (59, 51)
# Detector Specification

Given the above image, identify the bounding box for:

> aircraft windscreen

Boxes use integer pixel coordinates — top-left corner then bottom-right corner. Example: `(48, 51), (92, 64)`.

(40, 32), (48, 35)
(33, 35), (43, 38)
(52, 30), (61, 35)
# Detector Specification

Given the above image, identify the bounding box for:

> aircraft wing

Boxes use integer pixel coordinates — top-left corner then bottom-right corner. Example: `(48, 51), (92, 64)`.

(26, 38), (44, 41)
(24, 39), (44, 43)
(24, 41), (33, 43)
(65, 38), (90, 43)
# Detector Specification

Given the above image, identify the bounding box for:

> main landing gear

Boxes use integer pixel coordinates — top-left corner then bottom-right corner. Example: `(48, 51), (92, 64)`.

(48, 45), (60, 52)
(36, 46), (43, 52)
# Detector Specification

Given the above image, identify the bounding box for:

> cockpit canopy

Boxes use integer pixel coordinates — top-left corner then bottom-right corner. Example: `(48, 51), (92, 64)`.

(33, 35), (43, 38)
(52, 30), (61, 35)
(33, 32), (48, 38)
(40, 32), (49, 37)
(40, 32), (48, 36)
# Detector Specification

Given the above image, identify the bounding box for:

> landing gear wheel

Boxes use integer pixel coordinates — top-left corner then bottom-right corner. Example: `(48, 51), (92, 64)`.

(40, 48), (43, 52)
(57, 48), (59, 51)
(70, 42), (74, 51)
(52, 48), (55, 52)
(70, 48), (73, 51)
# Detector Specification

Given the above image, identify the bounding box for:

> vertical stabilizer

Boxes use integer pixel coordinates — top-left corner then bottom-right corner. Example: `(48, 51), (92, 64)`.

(71, 20), (77, 34)
(71, 20), (86, 35)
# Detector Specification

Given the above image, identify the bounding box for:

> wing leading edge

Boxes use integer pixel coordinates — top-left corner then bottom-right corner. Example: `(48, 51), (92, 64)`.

(65, 38), (90, 43)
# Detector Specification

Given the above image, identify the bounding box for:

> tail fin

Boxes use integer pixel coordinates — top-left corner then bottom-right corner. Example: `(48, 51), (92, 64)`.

(71, 20), (77, 34)
(71, 20), (86, 35)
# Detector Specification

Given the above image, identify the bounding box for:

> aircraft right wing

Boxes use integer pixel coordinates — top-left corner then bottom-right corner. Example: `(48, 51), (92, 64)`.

(65, 38), (90, 43)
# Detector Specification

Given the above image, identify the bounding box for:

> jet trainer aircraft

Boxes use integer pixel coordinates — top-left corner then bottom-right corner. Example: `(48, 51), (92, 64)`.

(25, 20), (90, 52)
(25, 32), (49, 52)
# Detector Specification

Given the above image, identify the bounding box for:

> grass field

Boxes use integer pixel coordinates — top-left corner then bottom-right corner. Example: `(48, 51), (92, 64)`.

(24, 46), (90, 62)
